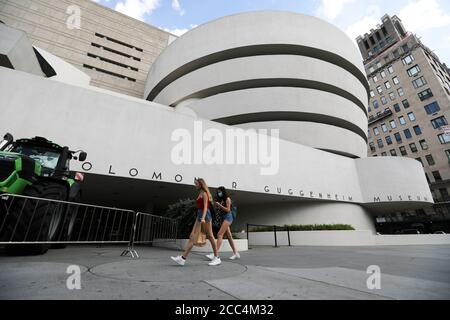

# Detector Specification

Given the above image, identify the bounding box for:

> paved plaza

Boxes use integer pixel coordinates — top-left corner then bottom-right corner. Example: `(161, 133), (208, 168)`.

(0, 244), (449, 300)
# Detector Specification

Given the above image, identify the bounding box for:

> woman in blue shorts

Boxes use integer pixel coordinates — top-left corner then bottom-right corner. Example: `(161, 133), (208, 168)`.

(207, 186), (240, 261)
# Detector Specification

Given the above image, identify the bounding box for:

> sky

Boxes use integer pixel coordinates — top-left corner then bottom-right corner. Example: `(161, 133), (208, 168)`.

(90, 0), (450, 65)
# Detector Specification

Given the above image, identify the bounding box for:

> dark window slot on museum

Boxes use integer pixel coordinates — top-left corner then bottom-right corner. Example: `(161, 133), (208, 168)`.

(83, 64), (136, 82)
(95, 33), (144, 53)
(87, 53), (139, 71)
(91, 43), (141, 61)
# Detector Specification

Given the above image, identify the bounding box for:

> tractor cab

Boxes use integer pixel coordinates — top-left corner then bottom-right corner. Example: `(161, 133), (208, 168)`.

(0, 133), (87, 194)
(0, 133), (87, 255)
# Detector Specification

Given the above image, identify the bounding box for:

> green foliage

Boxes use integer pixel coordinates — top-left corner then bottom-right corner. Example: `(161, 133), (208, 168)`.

(164, 198), (196, 239)
(249, 224), (355, 232)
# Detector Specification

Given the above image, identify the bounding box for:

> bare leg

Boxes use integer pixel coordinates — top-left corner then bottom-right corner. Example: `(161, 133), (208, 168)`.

(225, 227), (238, 254)
(205, 221), (218, 257)
(217, 220), (231, 253)
(182, 220), (201, 258)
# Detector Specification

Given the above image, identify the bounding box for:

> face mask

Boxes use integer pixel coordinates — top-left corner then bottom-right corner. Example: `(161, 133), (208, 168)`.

(218, 192), (223, 197)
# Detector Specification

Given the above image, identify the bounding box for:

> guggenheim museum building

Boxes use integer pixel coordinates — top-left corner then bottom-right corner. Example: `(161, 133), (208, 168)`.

(0, 5), (433, 232)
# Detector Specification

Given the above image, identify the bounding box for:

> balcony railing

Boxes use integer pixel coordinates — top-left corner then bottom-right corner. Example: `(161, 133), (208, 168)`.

(368, 108), (393, 125)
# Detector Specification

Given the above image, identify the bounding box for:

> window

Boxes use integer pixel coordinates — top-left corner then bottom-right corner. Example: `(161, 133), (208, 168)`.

(393, 76), (400, 85)
(394, 132), (402, 143)
(402, 54), (414, 65)
(390, 149), (397, 156)
(381, 96), (388, 105)
(407, 65), (421, 77)
(376, 86), (383, 94)
(426, 154), (436, 166)
(445, 150), (450, 161)
(408, 112), (416, 121)
(404, 129), (412, 139)
(373, 75), (379, 83)
(397, 88), (405, 97)
(381, 70), (386, 78)
(419, 139), (429, 150)
(381, 123), (388, 132)
(381, 152), (387, 157)
(424, 101), (440, 115)
(385, 81), (391, 89)
(431, 116), (448, 129)
(377, 139), (384, 148)
(413, 125), (422, 135)
(399, 146), (407, 156)
(410, 143), (418, 153)
(374, 127), (380, 136)
(369, 142), (376, 152)
(388, 65), (394, 74)
(390, 120), (397, 129)
(440, 189), (450, 201)
(402, 99), (410, 108)
(386, 136), (393, 145)
(432, 171), (442, 181)
(394, 104), (401, 112)
(412, 76), (427, 89)
(373, 100), (379, 109)
(418, 89), (433, 101)
(438, 134), (450, 144)
(370, 90), (375, 98)
(399, 116), (406, 125)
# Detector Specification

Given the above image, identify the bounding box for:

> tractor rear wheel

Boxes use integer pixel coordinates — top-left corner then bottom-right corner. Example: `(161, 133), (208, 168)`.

(2, 181), (68, 255)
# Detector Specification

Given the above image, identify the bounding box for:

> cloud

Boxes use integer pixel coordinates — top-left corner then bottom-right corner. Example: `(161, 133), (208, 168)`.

(345, 5), (381, 41)
(398, 0), (450, 32)
(114, 0), (160, 21)
(316, 0), (356, 21)
(171, 0), (185, 16)
(161, 24), (197, 36)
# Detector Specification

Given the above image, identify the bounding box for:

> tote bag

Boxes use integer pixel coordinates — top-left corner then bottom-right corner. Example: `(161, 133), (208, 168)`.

(193, 222), (207, 247)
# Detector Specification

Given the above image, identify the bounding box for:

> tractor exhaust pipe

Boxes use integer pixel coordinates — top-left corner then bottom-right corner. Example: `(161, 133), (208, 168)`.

(0, 133), (14, 151)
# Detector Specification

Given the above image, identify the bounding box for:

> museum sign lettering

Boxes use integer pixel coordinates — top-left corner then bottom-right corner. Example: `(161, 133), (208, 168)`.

(80, 162), (430, 204)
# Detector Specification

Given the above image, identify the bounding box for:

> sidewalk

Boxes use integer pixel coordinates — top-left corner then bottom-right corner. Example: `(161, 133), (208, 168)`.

(0, 245), (449, 300)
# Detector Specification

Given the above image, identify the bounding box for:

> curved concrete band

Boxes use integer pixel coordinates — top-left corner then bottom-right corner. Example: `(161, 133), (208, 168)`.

(237, 121), (368, 158)
(154, 55), (368, 113)
(145, 11), (369, 100)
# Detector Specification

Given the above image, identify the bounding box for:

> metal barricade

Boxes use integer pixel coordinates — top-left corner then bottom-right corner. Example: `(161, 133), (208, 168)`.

(246, 223), (291, 248)
(0, 194), (179, 258)
(122, 212), (178, 258)
(0, 193), (136, 247)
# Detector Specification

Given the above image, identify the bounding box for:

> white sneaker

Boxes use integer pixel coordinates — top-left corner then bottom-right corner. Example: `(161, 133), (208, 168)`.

(229, 252), (241, 260)
(171, 255), (186, 266)
(206, 253), (215, 260)
(208, 257), (222, 266)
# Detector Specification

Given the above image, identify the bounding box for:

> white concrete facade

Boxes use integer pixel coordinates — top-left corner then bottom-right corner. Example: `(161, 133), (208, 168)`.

(0, 11), (435, 233)
(145, 11), (369, 158)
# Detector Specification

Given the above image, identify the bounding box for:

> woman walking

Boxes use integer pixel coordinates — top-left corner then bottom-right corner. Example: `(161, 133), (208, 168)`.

(207, 186), (240, 261)
(171, 178), (221, 266)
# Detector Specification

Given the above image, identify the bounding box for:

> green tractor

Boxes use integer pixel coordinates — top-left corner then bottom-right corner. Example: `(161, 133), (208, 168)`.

(0, 133), (87, 255)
